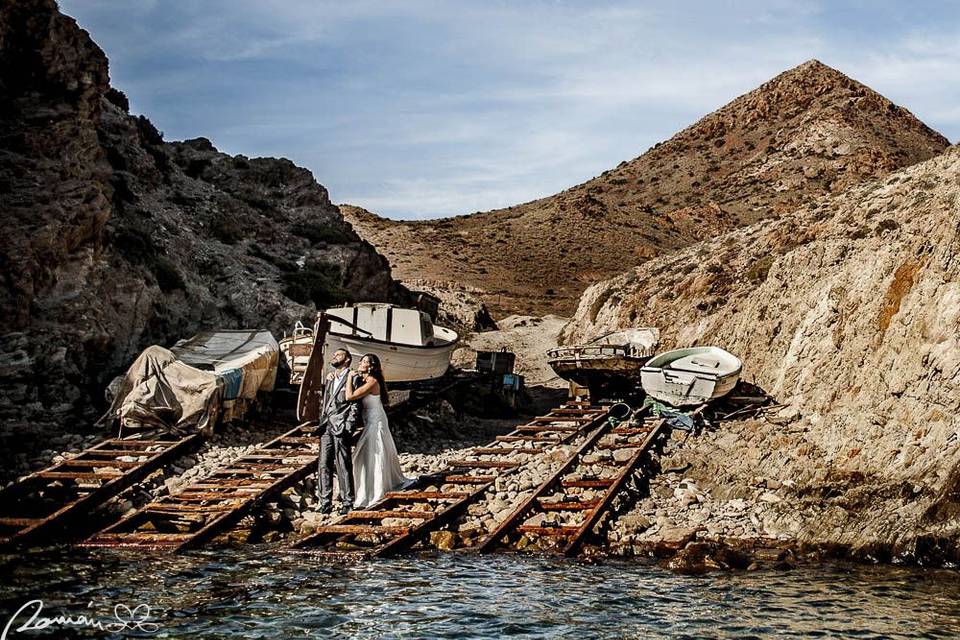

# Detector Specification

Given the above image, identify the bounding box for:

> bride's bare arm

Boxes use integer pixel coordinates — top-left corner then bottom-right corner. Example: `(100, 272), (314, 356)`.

(345, 373), (378, 400)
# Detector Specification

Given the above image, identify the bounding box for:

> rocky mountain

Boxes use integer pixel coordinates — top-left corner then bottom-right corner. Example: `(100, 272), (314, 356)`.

(0, 0), (404, 439)
(345, 60), (949, 317)
(563, 145), (960, 561)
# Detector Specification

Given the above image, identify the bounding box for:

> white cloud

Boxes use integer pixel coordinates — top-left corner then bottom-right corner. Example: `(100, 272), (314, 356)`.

(60, 0), (960, 220)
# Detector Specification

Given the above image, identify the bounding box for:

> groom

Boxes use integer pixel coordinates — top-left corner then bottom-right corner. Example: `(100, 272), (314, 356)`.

(317, 348), (361, 515)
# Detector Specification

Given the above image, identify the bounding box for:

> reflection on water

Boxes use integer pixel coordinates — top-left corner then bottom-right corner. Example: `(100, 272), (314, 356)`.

(2, 546), (960, 639)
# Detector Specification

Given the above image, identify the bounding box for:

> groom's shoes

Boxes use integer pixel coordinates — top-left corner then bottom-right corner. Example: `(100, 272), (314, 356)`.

(338, 503), (352, 516)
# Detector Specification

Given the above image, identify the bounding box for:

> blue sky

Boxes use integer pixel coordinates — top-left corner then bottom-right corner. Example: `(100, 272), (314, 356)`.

(61, 1), (960, 219)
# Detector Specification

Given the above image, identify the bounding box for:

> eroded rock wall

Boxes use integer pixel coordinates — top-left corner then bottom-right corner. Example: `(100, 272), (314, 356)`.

(563, 146), (960, 559)
(0, 0), (403, 441)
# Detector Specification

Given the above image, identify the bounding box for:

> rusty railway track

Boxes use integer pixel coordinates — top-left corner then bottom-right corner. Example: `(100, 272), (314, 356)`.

(475, 412), (667, 556)
(80, 423), (321, 552)
(291, 402), (610, 559)
(0, 431), (202, 549)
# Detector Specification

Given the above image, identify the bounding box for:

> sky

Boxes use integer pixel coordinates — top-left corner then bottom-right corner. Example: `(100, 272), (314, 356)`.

(60, 0), (960, 220)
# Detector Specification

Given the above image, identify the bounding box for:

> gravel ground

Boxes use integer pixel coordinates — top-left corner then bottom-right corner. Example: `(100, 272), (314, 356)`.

(5, 398), (791, 570)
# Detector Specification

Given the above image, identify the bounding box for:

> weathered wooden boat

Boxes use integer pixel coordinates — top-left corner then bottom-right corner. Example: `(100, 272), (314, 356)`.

(281, 303), (459, 386)
(640, 346), (742, 406)
(547, 328), (660, 398)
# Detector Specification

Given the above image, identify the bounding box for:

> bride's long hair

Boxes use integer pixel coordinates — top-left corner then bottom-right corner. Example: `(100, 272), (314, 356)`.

(362, 353), (389, 406)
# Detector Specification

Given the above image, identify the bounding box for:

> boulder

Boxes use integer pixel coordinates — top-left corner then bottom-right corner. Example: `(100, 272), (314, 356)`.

(430, 530), (458, 551)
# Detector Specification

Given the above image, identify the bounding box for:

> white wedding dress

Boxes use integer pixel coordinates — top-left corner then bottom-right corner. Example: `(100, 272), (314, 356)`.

(352, 392), (409, 508)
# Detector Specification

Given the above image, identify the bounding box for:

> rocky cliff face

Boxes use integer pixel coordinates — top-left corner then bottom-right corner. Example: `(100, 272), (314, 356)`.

(0, 0), (403, 441)
(399, 278), (497, 334)
(346, 60), (949, 317)
(563, 146), (960, 561)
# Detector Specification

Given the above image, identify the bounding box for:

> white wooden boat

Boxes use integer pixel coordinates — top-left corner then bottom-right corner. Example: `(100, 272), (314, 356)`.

(547, 328), (660, 398)
(640, 346), (742, 406)
(282, 303), (459, 385)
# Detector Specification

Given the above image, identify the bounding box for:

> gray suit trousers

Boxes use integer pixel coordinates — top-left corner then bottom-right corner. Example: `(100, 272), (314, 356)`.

(318, 429), (354, 508)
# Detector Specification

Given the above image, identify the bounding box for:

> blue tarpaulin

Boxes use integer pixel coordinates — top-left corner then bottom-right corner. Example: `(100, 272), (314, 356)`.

(219, 368), (244, 400)
(642, 396), (701, 433)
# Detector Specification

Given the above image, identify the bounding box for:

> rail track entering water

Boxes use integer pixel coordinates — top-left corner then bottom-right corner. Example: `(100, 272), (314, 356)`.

(80, 423), (321, 551)
(476, 412), (667, 556)
(0, 432), (201, 549)
(5, 398), (674, 560)
(291, 402), (610, 559)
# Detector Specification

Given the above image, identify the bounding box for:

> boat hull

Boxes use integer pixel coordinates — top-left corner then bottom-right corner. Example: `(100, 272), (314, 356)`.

(283, 305), (459, 386)
(640, 346), (742, 406)
(323, 332), (456, 383)
(546, 329), (659, 400)
(547, 344), (649, 399)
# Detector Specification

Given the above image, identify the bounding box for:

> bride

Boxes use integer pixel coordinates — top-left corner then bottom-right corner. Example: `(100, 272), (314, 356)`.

(345, 354), (411, 508)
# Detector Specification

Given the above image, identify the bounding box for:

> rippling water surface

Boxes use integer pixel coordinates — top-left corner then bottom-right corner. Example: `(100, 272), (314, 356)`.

(2, 546), (960, 639)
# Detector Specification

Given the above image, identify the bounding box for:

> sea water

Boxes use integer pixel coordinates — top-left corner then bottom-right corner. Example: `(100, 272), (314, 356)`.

(2, 547), (959, 639)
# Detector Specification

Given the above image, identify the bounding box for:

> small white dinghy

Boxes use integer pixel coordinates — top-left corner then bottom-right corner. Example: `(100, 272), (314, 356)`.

(640, 346), (742, 407)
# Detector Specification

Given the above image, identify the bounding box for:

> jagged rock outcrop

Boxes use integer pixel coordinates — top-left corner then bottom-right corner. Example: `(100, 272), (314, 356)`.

(0, 0), (404, 441)
(401, 278), (497, 333)
(563, 146), (960, 561)
(346, 60), (949, 317)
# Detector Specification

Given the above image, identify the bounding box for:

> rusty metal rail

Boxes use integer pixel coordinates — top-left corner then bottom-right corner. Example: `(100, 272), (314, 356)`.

(79, 423), (321, 552)
(476, 412), (666, 556)
(292, 402), (610, 559)
(0, 432), (202, 549)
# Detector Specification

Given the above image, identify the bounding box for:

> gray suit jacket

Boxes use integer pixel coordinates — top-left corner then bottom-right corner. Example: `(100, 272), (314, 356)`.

(321, 371), (361, 437)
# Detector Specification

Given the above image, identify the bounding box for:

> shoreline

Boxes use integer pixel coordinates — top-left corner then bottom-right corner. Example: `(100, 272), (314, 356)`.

(6, 393), (959, 571)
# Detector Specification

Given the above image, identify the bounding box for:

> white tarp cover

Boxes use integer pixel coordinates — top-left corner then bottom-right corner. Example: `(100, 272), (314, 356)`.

(104, 330), (279, 434)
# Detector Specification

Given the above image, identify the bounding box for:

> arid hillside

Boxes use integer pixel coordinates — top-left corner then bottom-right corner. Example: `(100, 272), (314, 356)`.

(0, 0), (404, 438)
(562, 145), (960, 560)
(345, 60), (948, 317)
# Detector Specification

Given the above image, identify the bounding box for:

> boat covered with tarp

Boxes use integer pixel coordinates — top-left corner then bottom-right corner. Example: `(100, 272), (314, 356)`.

(101, 330), (279, 434)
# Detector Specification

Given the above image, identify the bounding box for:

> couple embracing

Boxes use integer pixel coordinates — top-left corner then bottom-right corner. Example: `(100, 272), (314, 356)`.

(317, 348), (409, 515)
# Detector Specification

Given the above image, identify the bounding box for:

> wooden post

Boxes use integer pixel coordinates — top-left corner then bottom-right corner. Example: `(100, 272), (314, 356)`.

(297, 313), (330, 423)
